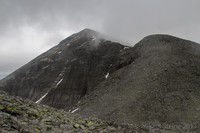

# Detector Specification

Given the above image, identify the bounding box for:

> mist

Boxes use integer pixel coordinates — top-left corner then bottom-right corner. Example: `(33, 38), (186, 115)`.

(0, 0), (200, 77)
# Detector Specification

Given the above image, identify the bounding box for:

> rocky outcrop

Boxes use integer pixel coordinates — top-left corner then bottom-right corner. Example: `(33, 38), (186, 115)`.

(0, 90), (139, 132)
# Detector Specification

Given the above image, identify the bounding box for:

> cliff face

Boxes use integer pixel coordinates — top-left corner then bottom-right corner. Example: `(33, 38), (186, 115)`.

(0, 29), (126, 109)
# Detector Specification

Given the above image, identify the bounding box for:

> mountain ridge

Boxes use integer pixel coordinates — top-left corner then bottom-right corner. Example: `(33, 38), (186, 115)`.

(75, 33), (200, 127)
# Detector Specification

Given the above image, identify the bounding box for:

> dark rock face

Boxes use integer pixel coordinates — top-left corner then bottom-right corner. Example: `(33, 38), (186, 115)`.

(0, 29), (125, 109)
(76, 35), (200, 129)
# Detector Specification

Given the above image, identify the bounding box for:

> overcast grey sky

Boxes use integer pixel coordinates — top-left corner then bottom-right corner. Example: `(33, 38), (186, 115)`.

(0, 0), (200, 79)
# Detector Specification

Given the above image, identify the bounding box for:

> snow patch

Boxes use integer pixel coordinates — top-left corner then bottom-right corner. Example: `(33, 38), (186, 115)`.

(124, 47), (129, 49)
(36, 92), (48, 103)
(92, 36), (96, 41)
(56, 78), (63, 86)
(105, 72), (109, 79)
(43, 65), (49, 69)
(58, 51), (62, 54)
(66, 43), (70, 46)
(120, 47), (129, 52)
(71, 108), (79, 113)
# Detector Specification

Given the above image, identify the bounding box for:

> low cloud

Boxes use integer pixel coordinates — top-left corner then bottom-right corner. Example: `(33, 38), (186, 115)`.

(0, 0), (200, 74)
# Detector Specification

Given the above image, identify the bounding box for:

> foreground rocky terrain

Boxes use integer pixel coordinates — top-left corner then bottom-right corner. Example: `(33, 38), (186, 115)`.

(1, 90), (199, 133)
(0, 90), (139, 133)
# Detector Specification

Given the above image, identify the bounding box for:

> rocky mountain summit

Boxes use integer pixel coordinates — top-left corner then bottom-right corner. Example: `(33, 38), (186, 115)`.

(1, 29), (200, 132)
(0, 29), (126, 110)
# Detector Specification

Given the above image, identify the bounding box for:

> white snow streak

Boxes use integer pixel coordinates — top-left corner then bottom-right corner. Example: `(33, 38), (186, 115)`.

(92, 36), (96, 41)
(71, 108), (79, 113)
(58, 51), (62, 54)
(56, 78), (63, 86)
(124, 47), (129, 49)
(43, 65), (49, 69)
(120, 47), (129, 52)
(105, 72), (109, 79)
(36, 92), (48, 103)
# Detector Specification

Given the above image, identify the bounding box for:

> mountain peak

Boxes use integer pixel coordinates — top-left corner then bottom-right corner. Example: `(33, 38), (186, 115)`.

(77, 28), (101, 39)
(0, 29), (124, 109)
(57, 28), (102, 47)
(140, 34), (196, 45)
(80, 28), (96, 33)
(134, 34), (200, 52)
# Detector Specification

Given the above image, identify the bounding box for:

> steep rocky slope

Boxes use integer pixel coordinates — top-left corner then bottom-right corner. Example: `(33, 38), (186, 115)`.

(0, 29), (126, 109)
(76, 35), (200, 131)
(0, 90), (140, 133)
